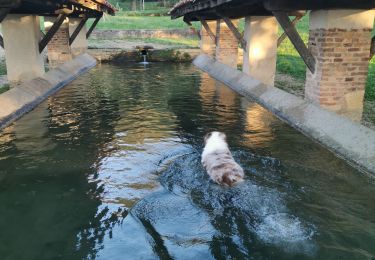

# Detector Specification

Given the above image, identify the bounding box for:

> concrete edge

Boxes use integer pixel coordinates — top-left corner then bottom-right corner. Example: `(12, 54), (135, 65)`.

(0, 53), (97, 130)
(193, 54), (375, 175)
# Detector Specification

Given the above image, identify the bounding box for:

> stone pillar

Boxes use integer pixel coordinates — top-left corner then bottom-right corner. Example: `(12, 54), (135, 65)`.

(2, 14), (45, 84)
(243, 16), (278, 86)
(69, 18), (88, 57)
(305, 10), (375, 122)
(200, 21), (216, 57)
(215, 19), (239, 68)
(44, 17), (72, 68)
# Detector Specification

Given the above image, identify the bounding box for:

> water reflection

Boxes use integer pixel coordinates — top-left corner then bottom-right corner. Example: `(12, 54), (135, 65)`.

(0, 63), (374, 259)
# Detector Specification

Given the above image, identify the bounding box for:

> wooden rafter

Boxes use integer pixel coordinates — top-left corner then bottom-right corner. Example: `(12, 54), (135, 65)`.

(69, 16), (88, 45)
(277, 14), (304, 47)
(198, 17), (216, 42)
(221, 16), (247, 51)
(86, 15), (102, 39)
(39, 14), (67, 53)
(273, 11), (315, 73)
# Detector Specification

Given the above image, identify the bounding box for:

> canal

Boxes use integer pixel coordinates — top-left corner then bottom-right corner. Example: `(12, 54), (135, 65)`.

(0, 63), (374, 259)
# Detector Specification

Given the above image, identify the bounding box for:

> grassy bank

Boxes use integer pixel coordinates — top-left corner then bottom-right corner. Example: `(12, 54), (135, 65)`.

(93, 13), (374, 101)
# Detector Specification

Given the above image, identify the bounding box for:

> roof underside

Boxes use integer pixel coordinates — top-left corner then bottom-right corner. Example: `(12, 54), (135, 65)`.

(0, 0), (116, 18)
(170, 0), (375, 21)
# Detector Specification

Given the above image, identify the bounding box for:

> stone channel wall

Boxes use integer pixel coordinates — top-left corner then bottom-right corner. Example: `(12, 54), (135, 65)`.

(90, 29), (198, 40)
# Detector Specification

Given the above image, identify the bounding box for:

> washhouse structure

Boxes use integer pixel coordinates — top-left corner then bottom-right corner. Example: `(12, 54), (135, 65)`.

(0, 0), (115, 82)
(171, 0), (375, 122)
(0, 0), (115, 129)
(170, 0), (375, 174)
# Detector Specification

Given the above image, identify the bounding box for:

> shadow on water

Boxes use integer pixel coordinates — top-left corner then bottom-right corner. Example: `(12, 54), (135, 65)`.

(0, 62), (374, 259)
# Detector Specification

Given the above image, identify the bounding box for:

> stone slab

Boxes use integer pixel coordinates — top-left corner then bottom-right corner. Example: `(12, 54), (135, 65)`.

(193, 54), (375, 175)
(0, 54), (97, 129)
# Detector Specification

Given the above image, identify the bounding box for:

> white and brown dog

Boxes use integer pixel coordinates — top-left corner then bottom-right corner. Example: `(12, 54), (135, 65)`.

(201, 131), (244, 186)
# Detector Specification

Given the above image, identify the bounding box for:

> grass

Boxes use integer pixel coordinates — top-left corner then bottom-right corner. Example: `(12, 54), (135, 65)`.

(93, 13), (190, 30)
(0, 84), (9, 94)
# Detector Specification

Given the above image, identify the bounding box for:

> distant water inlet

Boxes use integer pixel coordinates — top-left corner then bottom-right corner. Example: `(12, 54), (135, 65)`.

(0, 63), (374, 259)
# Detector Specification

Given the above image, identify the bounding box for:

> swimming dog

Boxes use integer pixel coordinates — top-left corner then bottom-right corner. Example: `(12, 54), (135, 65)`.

(201, 131), (244, 186)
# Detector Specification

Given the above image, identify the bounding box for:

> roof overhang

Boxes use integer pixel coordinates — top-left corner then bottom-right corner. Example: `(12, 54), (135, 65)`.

(0, 0), (116, 18)
(170, 0), (375, 21)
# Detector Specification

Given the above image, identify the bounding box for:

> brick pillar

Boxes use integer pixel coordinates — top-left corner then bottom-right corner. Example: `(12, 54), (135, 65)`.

(305, 10), (375, 122)
(243, 16), (278, 85)
(200, 21), (216, 57)
(44, 17), (73, 68)
(215, 19), (239, 68)
(2, 14), (45, 84)
(69, 18), (88, 57)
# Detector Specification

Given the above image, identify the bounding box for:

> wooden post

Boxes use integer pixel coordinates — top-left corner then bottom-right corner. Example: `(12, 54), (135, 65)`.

(69, 17), (88, 45)
(39, 14), (67, 53)
(273, 11), (316, 73)
(86, 15), (102, 39)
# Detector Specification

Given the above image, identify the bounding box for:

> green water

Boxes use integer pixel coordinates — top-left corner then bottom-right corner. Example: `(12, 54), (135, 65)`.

(0, 63), (374, 260)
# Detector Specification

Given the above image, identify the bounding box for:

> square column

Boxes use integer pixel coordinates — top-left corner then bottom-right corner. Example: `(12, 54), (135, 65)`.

(215, 19), (239, 68)
(2, 14), (45, 84)
(44, 17), (73, 68)
(305, 10), (375, 122)
(200, 21), (216, 57)
(69, 18), (88, 57)
(243, 16), (278, 86)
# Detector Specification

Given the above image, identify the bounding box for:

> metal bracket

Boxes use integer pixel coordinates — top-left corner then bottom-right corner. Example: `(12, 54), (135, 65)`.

(273, 11), (316, 73)
(39, 14), (67, 53)
(221, 16), (247, 51)
(277, 15), (304, 47)
(198, 17), (216, 42)
(370, 36), (374, 60)
(69, 16), (88, 45)
(86, 15), (102, 39)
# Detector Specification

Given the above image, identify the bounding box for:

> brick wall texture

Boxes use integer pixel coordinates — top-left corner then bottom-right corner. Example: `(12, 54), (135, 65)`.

(46, 21), (73, 68)
(305, 28), (372, 121)
(215, 19), (239, 68)
(200, 22), (216, 57)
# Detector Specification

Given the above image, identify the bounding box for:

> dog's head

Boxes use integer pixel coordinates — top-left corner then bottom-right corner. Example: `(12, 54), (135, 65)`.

(204, 131), (226, 145)
(222, 172), (244, 187)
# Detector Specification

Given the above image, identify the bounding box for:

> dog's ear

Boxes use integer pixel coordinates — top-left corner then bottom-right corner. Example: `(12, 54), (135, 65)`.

(204, 132), (212, 145)
(222, 172), (233, 187)
(219, 132), (227, 141)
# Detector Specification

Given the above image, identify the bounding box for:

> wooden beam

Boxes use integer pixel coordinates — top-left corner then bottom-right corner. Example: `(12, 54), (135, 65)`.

(221, 16), (247, 51)
(198, 17), (216, 42)
(370, 35), (375, 60)
(69, 17), (88, 45)
(86, 15), (102, 39)
(0, 7), (10, 23)
(277, 15), (304, 47)
(273, 11), (316, 73)
(39, 14), (67, 53)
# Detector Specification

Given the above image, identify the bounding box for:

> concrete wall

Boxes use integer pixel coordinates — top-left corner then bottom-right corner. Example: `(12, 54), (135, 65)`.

(194, 54), (375, 175)
(90, 29), (198, 40)
(305, 9), (375, 122)
(2, 14), (45, 84)
(0, 54), (97, 129)
(243, 16), (278, 85)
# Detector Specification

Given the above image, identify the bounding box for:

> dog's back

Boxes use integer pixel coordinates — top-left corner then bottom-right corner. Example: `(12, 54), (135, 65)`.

(202, 132), (244, 186)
